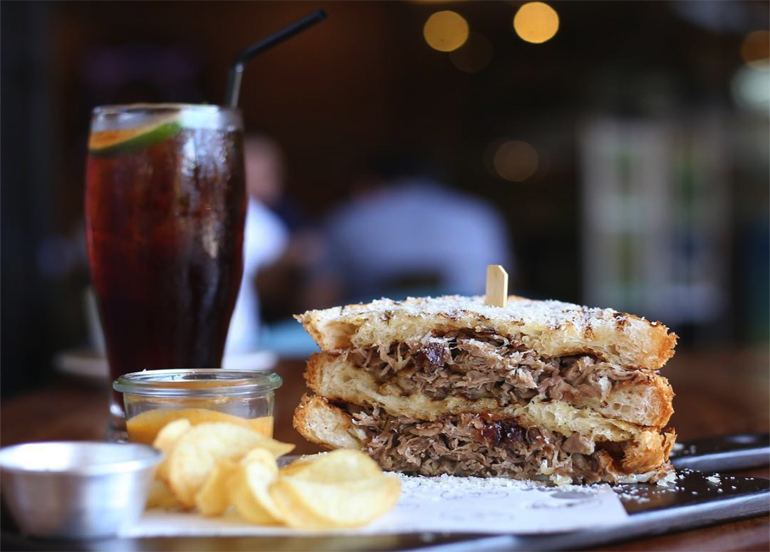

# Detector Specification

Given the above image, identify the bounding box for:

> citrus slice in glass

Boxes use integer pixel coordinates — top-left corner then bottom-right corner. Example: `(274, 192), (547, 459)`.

(88, 117), (182, 156)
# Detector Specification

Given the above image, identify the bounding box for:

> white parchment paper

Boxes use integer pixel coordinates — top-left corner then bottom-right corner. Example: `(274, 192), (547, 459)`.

(123, 474), (628, 537)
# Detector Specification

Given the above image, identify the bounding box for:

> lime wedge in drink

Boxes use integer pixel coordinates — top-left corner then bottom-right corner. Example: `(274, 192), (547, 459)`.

(88, 118), (182, 156)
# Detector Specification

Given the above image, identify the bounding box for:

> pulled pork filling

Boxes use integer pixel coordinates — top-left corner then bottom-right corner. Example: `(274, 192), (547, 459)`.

(346, 330), (647, 406)
(347, 403), (624, 484)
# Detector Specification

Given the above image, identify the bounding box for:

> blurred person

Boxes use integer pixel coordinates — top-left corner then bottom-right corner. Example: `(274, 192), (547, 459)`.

(313, 153), (513, 305)
(238, 135), (329, 324)
(224, 136), (289, 354)
(242, 135), (284, 207)
(226, 135), (331, 352)
(243, 134), (310, 232)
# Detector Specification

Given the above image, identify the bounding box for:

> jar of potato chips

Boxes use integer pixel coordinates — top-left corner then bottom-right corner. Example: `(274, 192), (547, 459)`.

(113, 369), (282, 445)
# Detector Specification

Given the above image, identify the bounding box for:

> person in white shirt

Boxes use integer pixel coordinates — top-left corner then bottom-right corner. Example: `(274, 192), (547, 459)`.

(225, 136), (289, 354)
(317, 154), (513, 303)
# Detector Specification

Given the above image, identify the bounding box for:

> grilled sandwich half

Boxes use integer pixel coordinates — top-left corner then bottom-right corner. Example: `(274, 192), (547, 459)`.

(293, 295), (677, 485)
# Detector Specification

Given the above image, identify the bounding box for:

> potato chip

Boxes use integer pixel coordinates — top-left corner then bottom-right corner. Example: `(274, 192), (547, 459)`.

(270, 475), (401, 529)
(194, 459), (237, 516)
(242, 447), (280, 468)
(279, 450), (381, 482)
(147, 421), (397, 529)
(252, 438), (295, 459)
(152, 418), (192, 482)
(229, 458), (284, 525)
(153, 418), (192, 451)
(167, 422), (291, 507)
(146, 479), (183, 510)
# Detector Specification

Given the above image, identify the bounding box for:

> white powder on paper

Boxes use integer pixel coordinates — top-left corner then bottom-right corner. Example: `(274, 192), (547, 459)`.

(126, 473), (629, 538)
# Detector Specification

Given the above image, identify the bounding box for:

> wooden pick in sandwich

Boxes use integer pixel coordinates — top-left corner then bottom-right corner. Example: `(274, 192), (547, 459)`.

(484, 265), (508, 308)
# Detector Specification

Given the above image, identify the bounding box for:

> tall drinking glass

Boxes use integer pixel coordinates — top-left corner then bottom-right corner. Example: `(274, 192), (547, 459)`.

(85, 104), (246, 437)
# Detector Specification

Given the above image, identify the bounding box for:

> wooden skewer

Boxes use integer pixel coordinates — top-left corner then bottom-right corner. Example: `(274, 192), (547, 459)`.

(484, 265), (508, 307)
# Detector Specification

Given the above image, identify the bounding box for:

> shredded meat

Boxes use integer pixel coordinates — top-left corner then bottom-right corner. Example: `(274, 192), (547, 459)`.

(347, 404), (624, 484)
(348, 330), (645, 406)
(562, 432), (596, 455)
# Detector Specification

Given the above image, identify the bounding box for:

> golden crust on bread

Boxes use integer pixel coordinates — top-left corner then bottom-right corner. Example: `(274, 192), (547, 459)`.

(296, 295), (677, 371)
(293, 394), (360, 450)
(620, 429), (677, 474)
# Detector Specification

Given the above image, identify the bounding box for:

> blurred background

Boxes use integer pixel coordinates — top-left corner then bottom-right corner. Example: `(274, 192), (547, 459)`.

(2, 1), (768, 397)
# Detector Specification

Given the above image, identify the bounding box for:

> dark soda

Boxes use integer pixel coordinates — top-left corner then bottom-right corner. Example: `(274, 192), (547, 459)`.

(85, 106), (246, 424)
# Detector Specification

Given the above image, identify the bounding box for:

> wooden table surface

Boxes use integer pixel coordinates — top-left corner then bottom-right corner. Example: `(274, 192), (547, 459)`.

(2, 349), (768, 551)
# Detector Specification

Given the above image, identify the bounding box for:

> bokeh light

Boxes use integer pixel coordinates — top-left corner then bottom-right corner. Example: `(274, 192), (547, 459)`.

(449, 33), (494, 73)
(741, 30), (770, 70)
(424, 11), (470, 52)
(493, 140), (539, 182)
(513, 2), (559, 44)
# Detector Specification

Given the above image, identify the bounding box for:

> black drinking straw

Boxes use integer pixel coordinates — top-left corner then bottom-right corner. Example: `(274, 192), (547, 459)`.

(225, 9), (328, 108)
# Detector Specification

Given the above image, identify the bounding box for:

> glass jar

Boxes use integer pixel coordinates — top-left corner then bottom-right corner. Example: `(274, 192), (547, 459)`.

(113, 369), (282, 445)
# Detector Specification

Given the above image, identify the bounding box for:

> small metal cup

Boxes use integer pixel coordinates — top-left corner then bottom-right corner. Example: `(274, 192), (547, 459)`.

(0, 441), (161, 539)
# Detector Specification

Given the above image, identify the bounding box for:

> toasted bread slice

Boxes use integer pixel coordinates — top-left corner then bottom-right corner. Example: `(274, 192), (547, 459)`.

(305, 353), (674, 428)
(293, 395), (365, 451)
(294, 395), (675, 485)
(296, 295), (677, 371)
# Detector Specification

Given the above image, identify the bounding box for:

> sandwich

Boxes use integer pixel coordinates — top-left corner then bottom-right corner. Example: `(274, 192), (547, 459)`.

(293, 295), (677, 485)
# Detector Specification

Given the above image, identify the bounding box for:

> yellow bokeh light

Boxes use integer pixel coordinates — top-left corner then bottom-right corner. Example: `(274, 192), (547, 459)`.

(513, 2), (559, 45)
(493, 140), (539, 182)
(741, 30), (770, 70)
(424, 11), (470, 52)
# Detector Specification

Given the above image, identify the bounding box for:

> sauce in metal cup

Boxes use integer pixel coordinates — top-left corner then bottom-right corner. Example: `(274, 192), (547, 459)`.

(113, 369), (282, 444)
